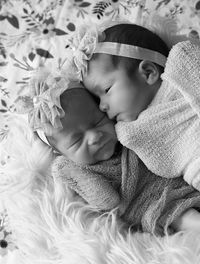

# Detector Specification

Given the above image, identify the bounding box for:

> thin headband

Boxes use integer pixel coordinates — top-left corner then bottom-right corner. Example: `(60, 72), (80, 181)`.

(94, 42), (167, 67)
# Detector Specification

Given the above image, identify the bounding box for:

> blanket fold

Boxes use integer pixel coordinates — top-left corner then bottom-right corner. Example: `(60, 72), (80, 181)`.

(116, 40), (200, 192)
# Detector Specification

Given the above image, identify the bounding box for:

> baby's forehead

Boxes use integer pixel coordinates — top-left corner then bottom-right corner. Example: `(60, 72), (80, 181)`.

(63, 87), (98, 108)
(61, 87), (105, 123)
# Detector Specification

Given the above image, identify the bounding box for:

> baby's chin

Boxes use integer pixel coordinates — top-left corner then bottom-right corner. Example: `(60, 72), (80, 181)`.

(99, 151), (114, 161)
(117, 112), (139, 122)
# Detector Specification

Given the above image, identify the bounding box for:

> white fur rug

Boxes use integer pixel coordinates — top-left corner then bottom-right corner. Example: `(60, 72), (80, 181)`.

(1, 114), (200, 264)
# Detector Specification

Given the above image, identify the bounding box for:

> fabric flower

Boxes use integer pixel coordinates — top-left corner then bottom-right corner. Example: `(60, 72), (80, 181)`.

(67, 24), (101, 80)
(40, 23), (55, 39)
(15, 67), (69, 134)
(0, 232), (16, 256)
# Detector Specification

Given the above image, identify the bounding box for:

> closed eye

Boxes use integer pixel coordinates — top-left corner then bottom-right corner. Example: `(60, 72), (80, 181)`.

(105, 87), (111, 94)
(67, 135), (82, 149)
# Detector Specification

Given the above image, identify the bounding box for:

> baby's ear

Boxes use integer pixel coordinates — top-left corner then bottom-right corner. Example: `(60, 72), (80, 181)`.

(138, 60), (160, 85)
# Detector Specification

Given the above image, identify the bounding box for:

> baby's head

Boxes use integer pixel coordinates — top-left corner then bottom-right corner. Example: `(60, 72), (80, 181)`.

(15, 70), (117, 165)
(83, 23), (169, 122)
(46, 85), (117, 164)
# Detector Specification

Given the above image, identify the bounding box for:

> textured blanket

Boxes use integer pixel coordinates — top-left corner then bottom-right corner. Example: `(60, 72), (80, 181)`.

(53, 147), (200, 236)
(116, 40), (200, 192)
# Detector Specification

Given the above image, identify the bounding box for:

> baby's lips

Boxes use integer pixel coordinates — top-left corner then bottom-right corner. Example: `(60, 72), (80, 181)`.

(116, 114), (124, 122)
(96, 138), (112, 153)
(108, 112), (118, 122)
(116, 115), (121, 122)
(106, 110), (115, 120)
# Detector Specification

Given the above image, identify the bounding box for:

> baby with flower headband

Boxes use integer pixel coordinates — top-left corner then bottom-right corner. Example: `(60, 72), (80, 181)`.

(15, 65), (117, 165)
(60, 15), (200, 233)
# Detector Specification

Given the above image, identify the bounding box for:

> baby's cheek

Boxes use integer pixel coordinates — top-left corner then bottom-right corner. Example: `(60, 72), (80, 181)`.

(113, 92), (128, 111)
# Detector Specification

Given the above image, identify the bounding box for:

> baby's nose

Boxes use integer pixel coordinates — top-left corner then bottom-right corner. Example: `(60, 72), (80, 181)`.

(99, 101), (108, 112)
(88, 131), (103, 145)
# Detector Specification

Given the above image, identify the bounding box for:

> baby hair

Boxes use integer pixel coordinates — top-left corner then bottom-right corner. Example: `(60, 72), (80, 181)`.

(46, 87), (99, 141)
(93, 24), (170, 77)
(45, 87), (85, 152)
(59, 87), (83, 116)
(45, 86), (84, 137)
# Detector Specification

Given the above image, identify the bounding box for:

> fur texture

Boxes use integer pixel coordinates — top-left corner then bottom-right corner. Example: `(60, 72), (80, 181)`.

(1, 114), (200, 264)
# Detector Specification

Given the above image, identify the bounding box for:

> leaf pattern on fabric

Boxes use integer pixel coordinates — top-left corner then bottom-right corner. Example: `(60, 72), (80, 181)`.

(6, 15), (19, 28)
(53, 28), (68, 35)
(93, 1), (111, 19)
(0, 0), (199, 120)
(35, 48), (54, 58)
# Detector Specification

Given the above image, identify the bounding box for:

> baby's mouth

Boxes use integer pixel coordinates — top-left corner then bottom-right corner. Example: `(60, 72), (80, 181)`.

(97, 139), (111, 152)
(98, 139), (108, 149)
(110, 113), (118, 122)
(116, 115), (120, 122)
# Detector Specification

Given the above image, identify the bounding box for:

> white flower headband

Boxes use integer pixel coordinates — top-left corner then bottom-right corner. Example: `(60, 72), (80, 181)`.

(67, 15), (189, 79)
(65, 23), (104, 81)
(14, 66), (83, 145)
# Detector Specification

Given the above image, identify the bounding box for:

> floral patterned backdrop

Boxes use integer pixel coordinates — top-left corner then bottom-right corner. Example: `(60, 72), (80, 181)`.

(0, 0), (200, 259)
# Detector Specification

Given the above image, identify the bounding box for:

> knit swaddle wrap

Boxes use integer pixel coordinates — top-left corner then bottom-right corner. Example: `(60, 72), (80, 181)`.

(52, 152), (122, 210)
(52, 147), (200, 236)
(52, 147), (139, 212)
(116, 40), (200, 191)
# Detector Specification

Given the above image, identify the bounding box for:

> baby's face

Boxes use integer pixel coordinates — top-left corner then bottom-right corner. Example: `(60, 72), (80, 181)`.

(83, 54), (153, 122)
(48, 88), (117, 164)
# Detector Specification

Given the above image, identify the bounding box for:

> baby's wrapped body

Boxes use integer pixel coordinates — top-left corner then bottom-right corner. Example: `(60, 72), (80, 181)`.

(116, 40), (200, 192)
(52, 147), (200, 236)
